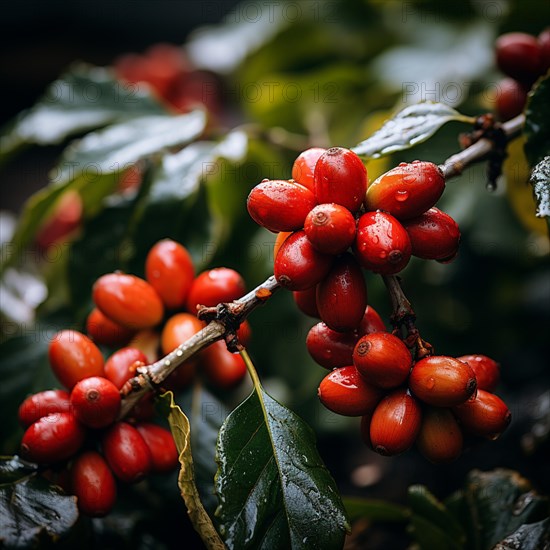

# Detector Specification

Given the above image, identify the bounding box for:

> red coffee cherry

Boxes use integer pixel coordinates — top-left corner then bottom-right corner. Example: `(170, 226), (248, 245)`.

(18, 390), (71, 428)
(318, 366), (382, 416)
(402, 207), (460, 261)
(145, 239), (195, 310)
(365, 161), (445, 219)
(316, 253), (367, 332)
(293, 287), (320, 318)
(292, 147), (326, 191)
(453, 390), (511, 438)
(369, 389), (422, 456)
(70, 377), (121, 429)
(236, 320), (252, 346)
(274, 230), (333, 291)
(273, 231), (292, 264)
(247, 179), (316, 232)
(49, 330), (105, 389)
(306, 322), (359, 369)
(71, 451), (117, 517)
(93, 273), (164, 330)
(202, 341), (247, 388)
(104, 347), (149, 390)
(495, 78), (528, 121)
(353, 332), (411, 389)
(136, 423), (179, 472)
(539, 28), (550, 72)
(409, 356), (477, 407)
(416, 408), (463, 463)
(186, 268), (246, 313)
(355, 211), (412, 275)
(358, 305), (386, 336)
(161, 312), (204, 355)
(21, 412), (85, 464)
(102, 422), (152, 483)
(496, 32), (543, 84)
(304, 204), (357, 255)
(456, 354), (500, 392)
(86, 308), (135, 347)
(314, 147), (368, 212)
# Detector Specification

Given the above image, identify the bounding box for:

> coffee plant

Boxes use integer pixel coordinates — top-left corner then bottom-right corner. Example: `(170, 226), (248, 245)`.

(1, 1), (549, 549)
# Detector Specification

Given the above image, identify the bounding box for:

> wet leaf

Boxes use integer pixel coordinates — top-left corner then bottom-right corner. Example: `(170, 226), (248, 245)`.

(215, 387), (349, 549)
(352, 102), (473, 159)
(159, 391), (225, 550)
(524, 74), (550, 167)
(529, 156), (550, 229)
(493, 518), (550, 550)
(0, 456), (79, 549)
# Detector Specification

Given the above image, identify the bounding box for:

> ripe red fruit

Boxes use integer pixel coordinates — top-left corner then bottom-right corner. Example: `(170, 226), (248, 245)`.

(318, 366), (382, 416)
(314, 147), (368, 212)
(102, 422), (152, 483)
(495, 78), (528, 121)
(104, 347), (149, 390)
(186, 268), (246, 313)
(306, 322), (359, 369)
(274, 230), (333, 290)
(161, 313), (204, 355)
(236, 320), (252, 347)
(292, 147), (326, 191)
(496, 32), (543, 84)
(409, 356), (477, 407)
(369, 389), (422, 456)
(402, 207), (460, 261)
(93, 273), (164, 330)
(316, 253), (367, 332)
(353, 332), (411, 389)
(366, 160), (445, 219)
(86, 308), (135, 347)
(247, 179), (316, 233)
(358, 305), (386, 336)
(273, 231), (292, 263)
(18, 390), (71, 428)
(35, 191), (82, 250)
(71, 451), (117, 517)
(49, 330), (105, 389)
(304, 203), (357, 255)
(416, 408), (463, 463)
(145, 239), (195, 309)
(20, 412), (85, 464)
(293, 287), (320, 318)
(202, 341), (247, 388)
(355, 211), (412, 275)
(70, 377), (121, 429)
(456, 354), (500, 392)
(136, 423), (179, 472)
(453, 390), (511, 438)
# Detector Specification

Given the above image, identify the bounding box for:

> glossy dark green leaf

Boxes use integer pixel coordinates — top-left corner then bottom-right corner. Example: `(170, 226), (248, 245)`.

(0, 65), (167, 159)
(343, 497), (409, 523)
(524, 74), (550, 167)
(0, 456), (79, 549)
(352, 102), (473, 159)
(529, 156), (550, 227)
(407, 485), (465, 550)
(215, 388), (349, 550)
(493, 518), (550, 550)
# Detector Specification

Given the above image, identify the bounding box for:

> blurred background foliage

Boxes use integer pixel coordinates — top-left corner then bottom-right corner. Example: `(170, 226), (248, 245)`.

(1, 0), (549, 548)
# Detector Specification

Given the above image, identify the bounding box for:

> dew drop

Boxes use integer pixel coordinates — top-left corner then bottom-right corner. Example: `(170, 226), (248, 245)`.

(371, 235), (379, 244)
(426, 377), (435, 390)
(399, 162), (407, 167)
(403, 175), (416, 184)
(395, 190), (409, 202)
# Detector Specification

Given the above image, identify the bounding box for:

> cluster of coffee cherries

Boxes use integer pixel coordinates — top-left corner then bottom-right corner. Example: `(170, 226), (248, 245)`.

(18, 239), (249, 516)
(495, 29), (550, 121)
(246, 147), (510, 462)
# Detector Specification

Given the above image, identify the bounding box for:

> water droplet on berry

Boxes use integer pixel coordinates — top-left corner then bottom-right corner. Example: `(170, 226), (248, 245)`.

(426, 377), (435, 390)
(371, 235), (379, 244)
(403, 175), (416, 184)
(395, 190), (409, 202)
(261, 178), (269, 183)
(399, 162), (407, 167)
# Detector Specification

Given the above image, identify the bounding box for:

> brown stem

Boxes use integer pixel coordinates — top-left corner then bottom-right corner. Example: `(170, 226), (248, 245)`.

(118, 276), (280, 418)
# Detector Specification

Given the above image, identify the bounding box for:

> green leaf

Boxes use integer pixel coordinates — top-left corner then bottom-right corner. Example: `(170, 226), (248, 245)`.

(493, 518), (550, 550)
(159, 391), (225, 550)
(343, 497), (408, 523)
(454, 469), (549, 549)
(0, 456), (79, 549)
(407, 485), (465, 550)
(529, 156), (550, 225)
(524, 74), (550, 167)
(352, 102), (473, 159)
(0, 65), (167, 160)
(215, 379), (349, 549)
